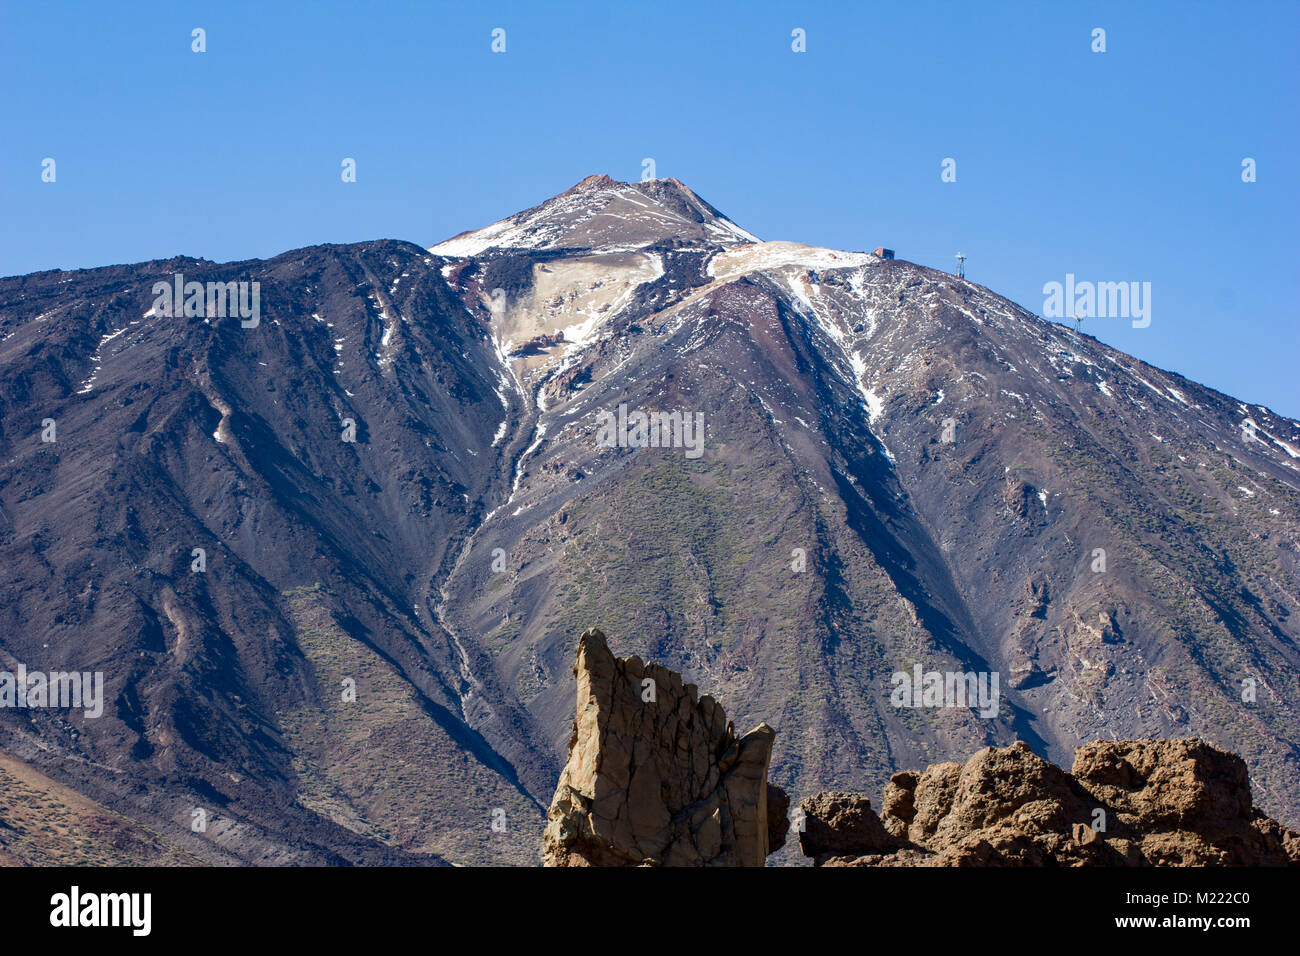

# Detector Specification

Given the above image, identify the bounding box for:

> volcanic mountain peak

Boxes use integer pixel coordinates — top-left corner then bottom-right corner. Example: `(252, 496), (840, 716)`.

(563, 173), (620, 194)
(428, 174), (760, 258)
(429, 177), (1300, 492)
(3, 177), (1300, 869)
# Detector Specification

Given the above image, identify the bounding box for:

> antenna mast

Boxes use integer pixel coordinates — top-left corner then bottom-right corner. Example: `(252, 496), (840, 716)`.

(955, 253), (966, 280)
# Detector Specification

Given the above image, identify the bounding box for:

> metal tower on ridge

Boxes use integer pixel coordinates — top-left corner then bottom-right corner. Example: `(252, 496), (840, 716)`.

(955, 252), (967, 279)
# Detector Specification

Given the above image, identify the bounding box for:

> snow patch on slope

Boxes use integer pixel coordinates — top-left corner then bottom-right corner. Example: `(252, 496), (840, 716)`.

(708, 242), (874, 282)
(861, 382), (884, 422)
(75, 326), (129, 394)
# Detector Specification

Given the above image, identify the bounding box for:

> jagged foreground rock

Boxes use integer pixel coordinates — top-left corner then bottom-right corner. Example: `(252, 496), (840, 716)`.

(542, 629), (786, 866)
(800, 739), (1300, 866)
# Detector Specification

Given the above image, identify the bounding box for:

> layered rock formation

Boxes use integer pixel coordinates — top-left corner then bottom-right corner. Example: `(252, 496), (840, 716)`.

(541, 629), (779, 866)
(799, 739), (1300, 866)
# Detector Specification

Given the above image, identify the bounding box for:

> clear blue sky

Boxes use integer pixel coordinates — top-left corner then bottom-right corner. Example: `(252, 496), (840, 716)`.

(2, 1), (1296, 415)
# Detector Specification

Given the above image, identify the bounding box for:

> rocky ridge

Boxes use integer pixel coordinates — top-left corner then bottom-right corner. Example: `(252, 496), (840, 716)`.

(801, 737), (1300, 866)
(544, 632), (1300, 866)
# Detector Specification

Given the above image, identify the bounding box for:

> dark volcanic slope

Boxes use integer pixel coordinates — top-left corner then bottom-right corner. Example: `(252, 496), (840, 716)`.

(1, 175), (1297, 864)
(0, 242), (545, 864)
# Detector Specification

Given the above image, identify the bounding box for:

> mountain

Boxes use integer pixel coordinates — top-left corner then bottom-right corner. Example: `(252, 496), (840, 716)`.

(1, 175), (1297, 865)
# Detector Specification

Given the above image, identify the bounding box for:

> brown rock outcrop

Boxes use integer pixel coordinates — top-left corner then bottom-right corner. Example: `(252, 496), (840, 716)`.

(541, 629), (778, 866)
(800, 738), (1300, 866)
(798, 792), (902, 865)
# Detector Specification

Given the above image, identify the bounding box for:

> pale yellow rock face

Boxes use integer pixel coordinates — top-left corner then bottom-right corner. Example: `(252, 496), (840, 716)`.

(541, 628), (775, 867)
